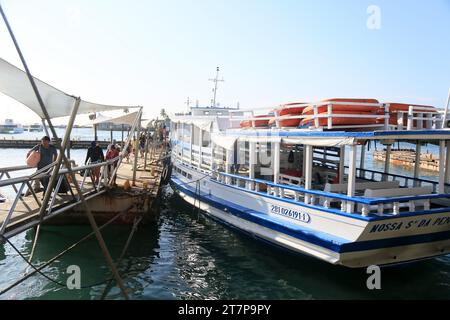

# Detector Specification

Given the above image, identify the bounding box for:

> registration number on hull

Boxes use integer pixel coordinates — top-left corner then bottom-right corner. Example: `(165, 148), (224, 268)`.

(271, 205), (311, 224)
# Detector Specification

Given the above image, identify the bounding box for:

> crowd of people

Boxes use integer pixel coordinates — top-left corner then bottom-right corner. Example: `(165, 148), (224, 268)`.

(26, 123), (168, 195)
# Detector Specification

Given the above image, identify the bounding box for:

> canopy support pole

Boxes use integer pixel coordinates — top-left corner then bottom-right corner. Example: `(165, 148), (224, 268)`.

(41, 119), (50, 137)
(1, 4), (129, 299)
(132, 112), (141, 185)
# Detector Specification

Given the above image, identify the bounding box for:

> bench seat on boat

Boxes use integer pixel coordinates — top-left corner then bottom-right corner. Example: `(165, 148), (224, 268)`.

(357, 186), (433, 215)
(319, 181), (400, 205)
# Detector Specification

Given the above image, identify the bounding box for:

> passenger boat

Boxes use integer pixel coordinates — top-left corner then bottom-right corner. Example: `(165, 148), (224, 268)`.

(26, 123), (44, 132)
(170, 97), (450, 268)
(0, 119), (24, 134)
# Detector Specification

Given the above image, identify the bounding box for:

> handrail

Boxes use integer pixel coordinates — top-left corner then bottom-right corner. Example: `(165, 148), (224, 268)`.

(0, 158), (119, 188)
(346, 166), (449, 187)
(214, 171), (450, 206)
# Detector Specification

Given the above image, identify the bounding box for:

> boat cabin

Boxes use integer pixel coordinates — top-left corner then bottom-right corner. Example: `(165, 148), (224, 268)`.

(170, 100), (450, 219)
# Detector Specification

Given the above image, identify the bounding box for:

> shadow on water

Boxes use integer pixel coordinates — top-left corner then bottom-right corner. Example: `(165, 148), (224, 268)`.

(165, 186), (450, 300)
(0, 185), (449, 299)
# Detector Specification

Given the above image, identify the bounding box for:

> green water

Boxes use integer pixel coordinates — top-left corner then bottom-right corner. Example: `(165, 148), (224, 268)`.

(0, 186), (450, 300)
(0, 145), (449, 300)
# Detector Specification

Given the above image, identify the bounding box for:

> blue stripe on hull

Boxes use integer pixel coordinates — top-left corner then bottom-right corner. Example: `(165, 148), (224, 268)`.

(171, 176), (450, 255)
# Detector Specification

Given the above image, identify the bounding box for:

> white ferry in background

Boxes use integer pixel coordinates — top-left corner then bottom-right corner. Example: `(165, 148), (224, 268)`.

(0, 119), (24, 134)
(26, 123), (43, 132)
(169, 89), (450, 268)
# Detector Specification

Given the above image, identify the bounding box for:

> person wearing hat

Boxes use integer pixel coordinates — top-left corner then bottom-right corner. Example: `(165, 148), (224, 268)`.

(85, 141), (105, 184)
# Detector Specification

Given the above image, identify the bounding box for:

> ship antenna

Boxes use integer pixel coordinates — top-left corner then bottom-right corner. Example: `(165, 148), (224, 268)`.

(185, 97), (191, 111)
(208, 67), (225, 108)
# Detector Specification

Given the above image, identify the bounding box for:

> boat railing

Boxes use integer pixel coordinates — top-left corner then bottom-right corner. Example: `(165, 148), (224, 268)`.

(229, 101), (443, 131)
(212, 171), (450, 217)
(344, 166), (448, 192)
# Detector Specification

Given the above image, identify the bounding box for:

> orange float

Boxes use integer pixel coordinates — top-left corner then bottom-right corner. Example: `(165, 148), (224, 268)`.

(240, 115), (272, 128)
(376, 103), (437, 127)
(302, 98), (380, 115)
(301, 111), (378, 127)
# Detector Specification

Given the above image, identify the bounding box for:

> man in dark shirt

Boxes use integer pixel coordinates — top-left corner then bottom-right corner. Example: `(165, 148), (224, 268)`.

(27, 136), (58, 193)
(85, 141), (105, 184)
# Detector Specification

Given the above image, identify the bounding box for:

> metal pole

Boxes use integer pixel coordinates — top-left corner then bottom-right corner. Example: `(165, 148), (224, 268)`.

(143, 128), (149, 171)
(347, 144), (357, 213)
(41, 119), (50, 137)
(413, 141), (421, 187)
(439, 140), (446, 193)
(1, 5), (129, 298)
(132, 112), (141, 185)
(121, 124), (124, 147)
(383, 144), (392, 181)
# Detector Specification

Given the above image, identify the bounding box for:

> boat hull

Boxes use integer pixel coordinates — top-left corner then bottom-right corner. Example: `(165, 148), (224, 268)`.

(170, 165), (450, 268)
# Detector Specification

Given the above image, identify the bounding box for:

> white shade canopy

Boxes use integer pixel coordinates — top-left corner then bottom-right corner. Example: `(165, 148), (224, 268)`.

(0, 58), (138, 119)
(93, 111), (139, 126)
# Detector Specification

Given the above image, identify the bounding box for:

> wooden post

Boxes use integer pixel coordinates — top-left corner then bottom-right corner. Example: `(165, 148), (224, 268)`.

(347, 144), (357, 213)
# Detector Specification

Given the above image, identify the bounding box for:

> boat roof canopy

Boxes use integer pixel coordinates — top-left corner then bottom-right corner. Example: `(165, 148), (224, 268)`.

(0, 58), (139, 119)
(226, 129), (450, 146)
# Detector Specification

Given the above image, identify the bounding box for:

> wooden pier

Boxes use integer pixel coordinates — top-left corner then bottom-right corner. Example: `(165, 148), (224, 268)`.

(0, 139), (113, 149)
(374, 148), (440, 171)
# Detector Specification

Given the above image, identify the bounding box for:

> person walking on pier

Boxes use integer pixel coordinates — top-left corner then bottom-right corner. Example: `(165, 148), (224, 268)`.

(27, 136), (58, 194)
(85, 141), (105, 184)
(106, 144), (120, 186)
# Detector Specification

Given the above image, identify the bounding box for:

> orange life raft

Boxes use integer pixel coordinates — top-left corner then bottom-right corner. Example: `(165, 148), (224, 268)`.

(300, 98), (379, 127)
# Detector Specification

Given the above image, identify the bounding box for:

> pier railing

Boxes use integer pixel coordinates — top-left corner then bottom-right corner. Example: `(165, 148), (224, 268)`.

(0, 158), (119, 239)
(212, 171), (450, 217)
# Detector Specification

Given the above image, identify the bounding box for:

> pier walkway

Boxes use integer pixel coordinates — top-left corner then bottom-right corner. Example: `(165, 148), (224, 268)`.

(0, 144), (168, 239)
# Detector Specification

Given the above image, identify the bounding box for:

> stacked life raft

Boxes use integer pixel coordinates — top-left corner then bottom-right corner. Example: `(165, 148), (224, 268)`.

(239, 98), (438, 129)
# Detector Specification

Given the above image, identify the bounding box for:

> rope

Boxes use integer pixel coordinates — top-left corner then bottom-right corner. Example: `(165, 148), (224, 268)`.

(1, 235), (112, 289)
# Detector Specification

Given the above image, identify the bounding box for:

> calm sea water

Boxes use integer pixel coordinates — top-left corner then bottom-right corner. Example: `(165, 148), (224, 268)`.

(0, 132), (449, 300)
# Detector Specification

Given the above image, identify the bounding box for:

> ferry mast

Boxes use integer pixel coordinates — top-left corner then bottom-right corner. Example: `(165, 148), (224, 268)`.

(208, 67), (224, 108)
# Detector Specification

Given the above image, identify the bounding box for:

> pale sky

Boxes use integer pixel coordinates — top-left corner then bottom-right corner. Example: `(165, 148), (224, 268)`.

(0, 0), (449, 125)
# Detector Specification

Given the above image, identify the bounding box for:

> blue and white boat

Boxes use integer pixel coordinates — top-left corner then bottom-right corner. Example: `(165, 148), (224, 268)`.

(0, 119), (24, 134)
(169, 93), (450, 268)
